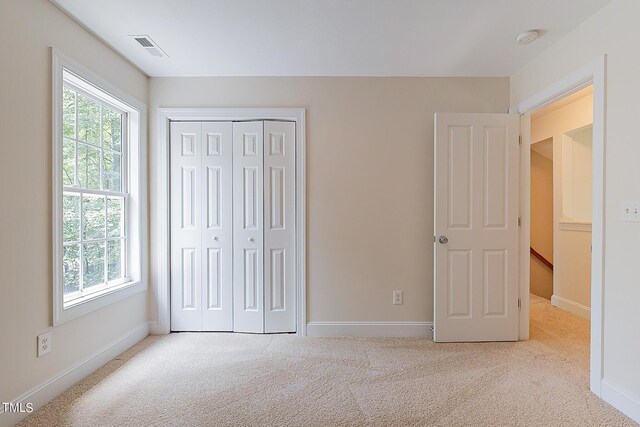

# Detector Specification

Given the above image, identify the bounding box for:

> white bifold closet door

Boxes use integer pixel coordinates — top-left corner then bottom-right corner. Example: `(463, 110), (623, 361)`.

(233, 121), (296, 333)
(170, 122), (233, 332)
(171, 120), (295, 333)
(232, 121), (265, 333)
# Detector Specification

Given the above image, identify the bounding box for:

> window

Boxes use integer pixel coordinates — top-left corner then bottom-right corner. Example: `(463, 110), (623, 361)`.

(52, 50), (147, 325)
(62, 83), (128, 302)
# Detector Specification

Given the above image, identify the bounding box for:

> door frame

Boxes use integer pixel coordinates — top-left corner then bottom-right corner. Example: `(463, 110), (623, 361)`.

(510, 56), (606, 396)
(154, 108), (307, 336)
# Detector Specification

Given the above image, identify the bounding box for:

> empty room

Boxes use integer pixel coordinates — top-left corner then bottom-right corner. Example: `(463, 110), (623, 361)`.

(1, 0), (639, 426)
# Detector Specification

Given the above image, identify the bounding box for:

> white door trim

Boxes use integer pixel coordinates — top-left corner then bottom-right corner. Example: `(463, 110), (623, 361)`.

(510, 55), (606, 397)
(155, 108), (307, 336)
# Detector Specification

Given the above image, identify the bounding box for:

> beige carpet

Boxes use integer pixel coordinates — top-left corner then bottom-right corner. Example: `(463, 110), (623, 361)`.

(19, 295), (637, 426)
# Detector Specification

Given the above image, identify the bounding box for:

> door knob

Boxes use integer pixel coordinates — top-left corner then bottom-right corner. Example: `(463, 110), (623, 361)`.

(212, 236), (218, 241)
(248, 237), (254, 242)
(438, 235), (449, 244)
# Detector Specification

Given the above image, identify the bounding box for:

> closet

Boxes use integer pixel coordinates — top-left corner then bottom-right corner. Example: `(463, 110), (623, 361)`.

(170, 120), (296, 333)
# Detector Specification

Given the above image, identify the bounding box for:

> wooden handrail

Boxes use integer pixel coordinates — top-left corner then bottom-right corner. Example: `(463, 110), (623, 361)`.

(530, 247), (553, 271)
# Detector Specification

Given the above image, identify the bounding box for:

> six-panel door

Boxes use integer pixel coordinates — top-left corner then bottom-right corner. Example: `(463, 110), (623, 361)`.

(170, 120), (296, 333)
(170, 122), (234, 332)
(434, 113), (520, 342)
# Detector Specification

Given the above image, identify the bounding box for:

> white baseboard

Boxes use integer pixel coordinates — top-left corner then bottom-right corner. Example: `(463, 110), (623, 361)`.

(148, 321), (167, 335)
(601, 380), (640, 424)
(0, 322), (150, 427)
(306, 321), (433, 337)
(551, 294), (591, 319)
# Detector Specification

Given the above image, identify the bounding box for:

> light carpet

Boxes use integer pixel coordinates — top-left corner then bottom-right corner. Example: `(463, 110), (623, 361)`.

(18, 295), (637, 426)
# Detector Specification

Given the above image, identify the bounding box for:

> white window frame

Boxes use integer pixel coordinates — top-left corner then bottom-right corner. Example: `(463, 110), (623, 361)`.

(62, 78), (130, 303)
(52, 49), (147, 326)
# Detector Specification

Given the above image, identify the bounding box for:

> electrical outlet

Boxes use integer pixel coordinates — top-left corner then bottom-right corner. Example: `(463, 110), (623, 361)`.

(622, 201), (640, 222)
(393, 290), (403, 305)
(37, 331), (51, 357)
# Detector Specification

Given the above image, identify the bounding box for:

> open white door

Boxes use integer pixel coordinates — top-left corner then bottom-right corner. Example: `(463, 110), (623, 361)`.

(434, 113), (520, 342)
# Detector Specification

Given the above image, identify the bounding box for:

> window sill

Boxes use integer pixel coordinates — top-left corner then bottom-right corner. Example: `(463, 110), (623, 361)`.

(54, 279), (146, 326)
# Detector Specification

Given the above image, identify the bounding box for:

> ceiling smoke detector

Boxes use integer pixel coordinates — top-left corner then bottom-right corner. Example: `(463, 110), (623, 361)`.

(516, 30), (540, 45)
(129, 35), (168, 58)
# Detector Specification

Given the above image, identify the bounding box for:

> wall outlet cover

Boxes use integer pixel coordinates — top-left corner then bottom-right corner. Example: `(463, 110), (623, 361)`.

(37, 331), (51, 357)
(622, 201), (640, 222)
(393, 290), (403, 305)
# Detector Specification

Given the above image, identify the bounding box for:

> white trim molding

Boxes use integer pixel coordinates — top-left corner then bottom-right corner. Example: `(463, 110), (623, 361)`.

(0, 322), (149, 426)
(306, 321), (433, 337)
(601, 381), (640, 424)
(518, 113), (531, 341)
(511, 55), (606, 397)
(558, 221), (592, 232)
(51, 48), (148, 326)
(155, 108), (307, 336)
(551, 295), (591, 320)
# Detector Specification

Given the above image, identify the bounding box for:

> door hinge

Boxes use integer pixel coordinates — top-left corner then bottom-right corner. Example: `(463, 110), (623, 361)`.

(518, 217), (521, 227)
(518, 298), (521, 309)
(519, 135), (522, 145)
(433, 235), (436, 243)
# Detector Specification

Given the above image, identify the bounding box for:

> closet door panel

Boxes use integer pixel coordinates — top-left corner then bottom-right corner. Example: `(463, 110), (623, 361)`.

(233, 121), (265, 333)
(264, 121), (296, 333)
(170, 122), (203, 331)
(201, 122), (233, 331)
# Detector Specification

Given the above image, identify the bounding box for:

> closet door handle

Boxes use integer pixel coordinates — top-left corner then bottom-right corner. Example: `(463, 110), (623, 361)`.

(212, 236), (218, 241)
(248, 237), (254, 243)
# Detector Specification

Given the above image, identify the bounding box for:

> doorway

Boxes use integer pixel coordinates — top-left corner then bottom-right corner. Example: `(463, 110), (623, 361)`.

(514, 56), (605, 396)
(529, 86), (593, 323)
(528, 86), (594, 372)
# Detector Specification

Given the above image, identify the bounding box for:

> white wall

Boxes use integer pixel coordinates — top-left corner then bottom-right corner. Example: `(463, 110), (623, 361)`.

(531, 94), (592, 315)
(563, 126), (593, 222)
(0, 0), (149, 417)
(148, 77), (510, 325)
(511, 0), (640, 413)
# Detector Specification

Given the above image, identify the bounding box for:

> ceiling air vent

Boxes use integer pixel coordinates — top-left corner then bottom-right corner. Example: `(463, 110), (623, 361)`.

(134, 37), (154, 48)
(129, 35), (168, 58)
